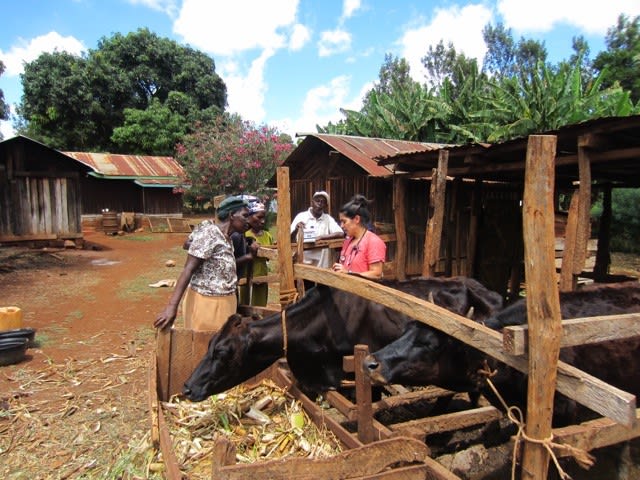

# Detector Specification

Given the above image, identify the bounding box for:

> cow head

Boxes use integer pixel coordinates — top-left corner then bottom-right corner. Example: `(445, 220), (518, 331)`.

(183, 313), (279, 401)
(364, 321), (446, 386)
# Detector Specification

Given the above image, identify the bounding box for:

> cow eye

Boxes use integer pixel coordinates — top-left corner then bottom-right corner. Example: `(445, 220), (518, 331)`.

(213, 345), (229, 359)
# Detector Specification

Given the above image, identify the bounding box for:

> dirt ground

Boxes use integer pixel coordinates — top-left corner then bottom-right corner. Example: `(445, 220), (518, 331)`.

(1, 233), (639, 479)
(1, 231), (189, 479)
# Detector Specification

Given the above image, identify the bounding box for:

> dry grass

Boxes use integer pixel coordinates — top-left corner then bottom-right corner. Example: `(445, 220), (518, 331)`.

(0, 344), (162, 480)
(161, 380), (342, 479)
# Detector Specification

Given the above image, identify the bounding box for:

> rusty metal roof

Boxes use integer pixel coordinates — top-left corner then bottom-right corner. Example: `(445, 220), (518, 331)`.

(290, 134), (449, 177)
(377, 115), (640, 187)
(62, 152), (184, 179)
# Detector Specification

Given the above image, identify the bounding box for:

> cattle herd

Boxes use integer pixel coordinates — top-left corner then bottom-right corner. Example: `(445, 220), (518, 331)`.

(184, 277), (640, 427)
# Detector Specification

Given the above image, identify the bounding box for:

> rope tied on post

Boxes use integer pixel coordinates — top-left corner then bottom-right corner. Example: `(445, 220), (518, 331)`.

(477, 362), (595, 480)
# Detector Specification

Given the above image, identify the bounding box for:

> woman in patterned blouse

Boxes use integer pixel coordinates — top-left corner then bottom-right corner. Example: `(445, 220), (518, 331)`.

(154, 196), (252, 331)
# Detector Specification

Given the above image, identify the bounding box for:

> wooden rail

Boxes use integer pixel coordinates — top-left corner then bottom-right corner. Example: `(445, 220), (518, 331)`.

(293, 263), (637, 428)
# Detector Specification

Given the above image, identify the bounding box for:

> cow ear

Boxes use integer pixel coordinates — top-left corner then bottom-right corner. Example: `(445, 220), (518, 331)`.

(220, 313), (244, 335)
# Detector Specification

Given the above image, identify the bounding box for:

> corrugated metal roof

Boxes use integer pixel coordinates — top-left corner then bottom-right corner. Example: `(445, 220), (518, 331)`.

(376, 114), (640, 187)
(294, 134), (449, 177)
(62, 152), (184, 178)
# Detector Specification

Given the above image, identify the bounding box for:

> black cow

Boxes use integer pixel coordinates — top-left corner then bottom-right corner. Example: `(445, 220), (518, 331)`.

(183, 277), (503, 401)
(365, 281), (640, 425)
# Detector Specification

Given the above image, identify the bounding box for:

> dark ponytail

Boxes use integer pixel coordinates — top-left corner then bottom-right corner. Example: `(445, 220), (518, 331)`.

(340, 194), (372, 224)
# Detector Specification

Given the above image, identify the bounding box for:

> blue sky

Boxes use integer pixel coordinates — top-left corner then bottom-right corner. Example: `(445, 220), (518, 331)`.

(1, 0), (639, 142)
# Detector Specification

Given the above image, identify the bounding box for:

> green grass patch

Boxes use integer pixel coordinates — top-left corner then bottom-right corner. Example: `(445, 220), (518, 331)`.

(115, 234), (156, 242)
(65, 310), (84, 321)
(116, 245), (186, 301)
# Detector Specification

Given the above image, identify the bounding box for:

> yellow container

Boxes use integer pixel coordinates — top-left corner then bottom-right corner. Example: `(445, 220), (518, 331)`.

(0, 306), (23, 331)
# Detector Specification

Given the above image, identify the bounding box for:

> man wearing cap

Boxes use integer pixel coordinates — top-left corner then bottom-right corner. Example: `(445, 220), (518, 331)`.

(154, 196), (251, 331)
(290, 191), (344, 269)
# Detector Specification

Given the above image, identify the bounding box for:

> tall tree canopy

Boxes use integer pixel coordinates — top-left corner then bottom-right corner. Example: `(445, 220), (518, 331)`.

(0, 60), (10, 140)
(176, 114), (293, 210)
(593, 14), (640, 103)
(17, 28), (226, 153)
(325, 17), (638, 144)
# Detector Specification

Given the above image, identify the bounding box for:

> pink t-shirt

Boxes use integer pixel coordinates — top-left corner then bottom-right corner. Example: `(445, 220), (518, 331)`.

(339, 231), (386, 273)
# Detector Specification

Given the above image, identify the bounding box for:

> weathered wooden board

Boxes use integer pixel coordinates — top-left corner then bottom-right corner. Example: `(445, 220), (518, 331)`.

(212, 436), (458, 480)
(503, 313), (640, 355)
(390, 406), (502, 440)
(155, 328), (217, 401)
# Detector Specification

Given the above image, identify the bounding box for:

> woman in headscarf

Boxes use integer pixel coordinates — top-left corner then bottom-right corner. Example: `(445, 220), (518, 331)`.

(240, 198), (274, 306)
(154, 196), (250, 331)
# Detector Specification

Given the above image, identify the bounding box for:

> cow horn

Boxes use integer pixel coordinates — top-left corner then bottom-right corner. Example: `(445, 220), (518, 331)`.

(428, 292), (434, 303)
(466, 306), (475, 319)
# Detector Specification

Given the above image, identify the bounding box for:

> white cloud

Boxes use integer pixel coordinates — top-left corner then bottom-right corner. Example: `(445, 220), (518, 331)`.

(271, 75), (371, 138)
(126, 0), (179, 17)
(318, 29), (352, 57)
(0, 32), (85, 77)
(0, 120), (15, 140)
(174, 0), (299, 56)
(398, 4), (492, 83)
(289, 24), (311, 51)
(342, 0), (362, 20)
(172, 0), (305, 125)
(498, 0), (640, 34)
(220, 48), (276, 123)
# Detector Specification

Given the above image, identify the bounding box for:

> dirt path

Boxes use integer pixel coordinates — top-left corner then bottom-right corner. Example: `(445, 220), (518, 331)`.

(1, 231), (189, 479)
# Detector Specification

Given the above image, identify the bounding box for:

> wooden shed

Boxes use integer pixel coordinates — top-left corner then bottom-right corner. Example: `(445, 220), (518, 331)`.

(282, 115), (640, 296)
(63, 151), (184, 215)
(0, 136), (85, 243)
(382, 114), (640, 294)
(277, 134), (451, 277)
(0, 135), (185, 242)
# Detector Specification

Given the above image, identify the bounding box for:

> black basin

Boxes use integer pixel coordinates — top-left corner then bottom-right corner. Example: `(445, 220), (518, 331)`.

(0, 338), (28, 366)
(0, 328), (36, 347)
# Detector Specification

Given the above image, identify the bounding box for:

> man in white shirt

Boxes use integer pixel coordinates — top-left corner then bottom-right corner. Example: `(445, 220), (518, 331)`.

(290, 191), (344, 268)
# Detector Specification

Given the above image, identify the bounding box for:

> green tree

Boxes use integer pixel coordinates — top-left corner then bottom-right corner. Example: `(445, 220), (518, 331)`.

(176, 114), (293, 210)
(482, 60), (636, 142)
(17, 28), (226, 152)
(593, 14), (640, 103)
(17, 51), (96, 148)
(340, 78), (448, 141)
(422, 40), (477, 90)
(111, 98), (188, 155)
(592, 188), (640, 253)
(0, 60), (10, 140)
(482, 23), (547, 80)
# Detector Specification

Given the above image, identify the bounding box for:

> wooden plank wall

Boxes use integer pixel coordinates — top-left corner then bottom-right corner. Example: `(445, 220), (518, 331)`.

(1, 175), (82, 237)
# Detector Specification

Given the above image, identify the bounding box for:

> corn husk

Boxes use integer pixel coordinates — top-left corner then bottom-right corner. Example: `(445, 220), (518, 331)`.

(161, 379), (342, 478)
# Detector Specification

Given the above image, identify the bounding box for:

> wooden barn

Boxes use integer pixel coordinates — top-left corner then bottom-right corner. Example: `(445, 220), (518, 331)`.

(279, 134), (451, 277)
(0, 135), (185, 242)
(282, 115), (640, 297)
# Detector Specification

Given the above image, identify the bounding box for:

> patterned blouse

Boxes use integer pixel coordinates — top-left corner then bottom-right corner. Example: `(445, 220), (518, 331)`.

(187, 222), (237, 296)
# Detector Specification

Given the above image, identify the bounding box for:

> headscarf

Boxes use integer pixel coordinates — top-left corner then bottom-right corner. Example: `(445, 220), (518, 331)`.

(217, 195), (249, 220)
(248, 200), (266, 214)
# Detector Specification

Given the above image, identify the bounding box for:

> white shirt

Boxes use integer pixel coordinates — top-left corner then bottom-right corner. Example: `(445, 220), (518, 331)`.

(290, 208), (343, 268)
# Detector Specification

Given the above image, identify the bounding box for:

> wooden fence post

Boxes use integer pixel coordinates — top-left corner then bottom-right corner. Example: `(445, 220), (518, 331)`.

(276, 167), (297, 306)
(393, 175), (407, 281)
(521, 135), (563, 480)
(423, 150), (448, 276)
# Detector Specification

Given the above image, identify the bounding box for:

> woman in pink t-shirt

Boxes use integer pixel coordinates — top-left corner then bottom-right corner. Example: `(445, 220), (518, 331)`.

(332, 195), (386, 280)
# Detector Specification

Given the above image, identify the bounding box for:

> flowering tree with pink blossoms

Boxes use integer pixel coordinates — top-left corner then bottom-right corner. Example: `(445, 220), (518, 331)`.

(175, 113), (293, 211)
